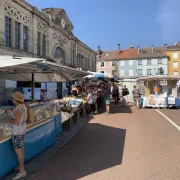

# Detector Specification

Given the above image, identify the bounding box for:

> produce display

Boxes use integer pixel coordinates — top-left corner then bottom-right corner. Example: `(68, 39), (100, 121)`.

(0, 109), (12, 138)
(62, 96), (87, 107)
(27, 102), (59, 124)
(31, 105), (47, 123)
(0, 102), (60, 139)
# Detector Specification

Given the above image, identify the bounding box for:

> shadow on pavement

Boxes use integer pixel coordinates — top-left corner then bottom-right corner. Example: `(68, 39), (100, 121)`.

(98, 103), (133, 115)
(27, 120), (126, 180)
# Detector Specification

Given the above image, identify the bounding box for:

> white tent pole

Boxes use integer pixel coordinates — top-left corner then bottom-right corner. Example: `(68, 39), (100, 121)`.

(31, 73), (35, 100)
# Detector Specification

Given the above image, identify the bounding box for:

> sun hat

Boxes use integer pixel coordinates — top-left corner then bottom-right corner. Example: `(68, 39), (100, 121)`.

(12, 91), (24, 103)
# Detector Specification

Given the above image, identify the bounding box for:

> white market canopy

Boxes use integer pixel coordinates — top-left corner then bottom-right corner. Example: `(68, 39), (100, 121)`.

(0, 56), (91, 82)
(84, 72), (113, 79)
(137, 75), (180, 82)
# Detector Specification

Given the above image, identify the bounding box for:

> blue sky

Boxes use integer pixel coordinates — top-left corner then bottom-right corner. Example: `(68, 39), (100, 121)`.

(27, 0), (180, 51)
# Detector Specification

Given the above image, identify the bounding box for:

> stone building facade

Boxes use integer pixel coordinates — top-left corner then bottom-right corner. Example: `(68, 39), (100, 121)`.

(0, 0), (96, 103)
(0, 0), (96, 71)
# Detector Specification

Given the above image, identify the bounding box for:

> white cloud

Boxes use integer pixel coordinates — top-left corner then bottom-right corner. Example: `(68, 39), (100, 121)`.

(156, 0), (180, 44)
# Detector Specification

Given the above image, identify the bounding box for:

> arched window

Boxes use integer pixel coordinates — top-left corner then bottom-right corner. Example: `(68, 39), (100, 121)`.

(54, 47), (65, 64)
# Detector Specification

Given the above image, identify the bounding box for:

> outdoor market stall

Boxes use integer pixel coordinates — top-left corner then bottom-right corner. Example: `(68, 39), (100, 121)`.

(0, 56), (91, 179)
(137, 76), (180, 108)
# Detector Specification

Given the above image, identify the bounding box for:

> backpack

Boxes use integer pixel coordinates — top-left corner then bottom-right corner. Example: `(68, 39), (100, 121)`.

(113, 88), (119, 95)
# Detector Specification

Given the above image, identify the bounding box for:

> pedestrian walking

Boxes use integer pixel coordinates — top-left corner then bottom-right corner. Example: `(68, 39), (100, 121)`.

(122, 85), (129, 107)
(112, 83), (119, 107)
(103, 84), (111, 115)
(132, 85), (140, 108)
(97, 85), (102, 108)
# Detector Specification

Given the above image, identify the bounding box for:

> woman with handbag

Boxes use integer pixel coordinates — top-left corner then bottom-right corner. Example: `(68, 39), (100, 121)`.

(9, 91), (27, 180)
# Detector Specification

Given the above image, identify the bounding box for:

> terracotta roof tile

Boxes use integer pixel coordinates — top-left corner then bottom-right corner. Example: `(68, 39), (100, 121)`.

(117, 48), (137, 60)
(97, 46), (168, 62)
(97, 48), (137, 62)
(97, 50), (118, 62)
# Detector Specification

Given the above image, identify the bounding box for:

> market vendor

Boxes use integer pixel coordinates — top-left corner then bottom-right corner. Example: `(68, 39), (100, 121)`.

(71, 85), (78, 97)
(9, 91), (27, 179)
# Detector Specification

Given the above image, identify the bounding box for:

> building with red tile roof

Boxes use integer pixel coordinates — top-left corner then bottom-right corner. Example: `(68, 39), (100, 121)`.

(117, 48), (137, 60)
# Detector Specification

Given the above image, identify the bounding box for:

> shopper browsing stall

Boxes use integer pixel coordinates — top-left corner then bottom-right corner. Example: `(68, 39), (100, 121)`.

(87, 89), (95, 117)
(97, 85), (102, 107)
(132, 85), (140, 108)
(9, 91), (27, 180)
(93, 86), (98, 114)
(103, 84), (111, 115)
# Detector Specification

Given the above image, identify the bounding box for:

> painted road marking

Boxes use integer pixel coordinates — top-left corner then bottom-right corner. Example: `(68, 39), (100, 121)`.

(156, 109), (180, 131)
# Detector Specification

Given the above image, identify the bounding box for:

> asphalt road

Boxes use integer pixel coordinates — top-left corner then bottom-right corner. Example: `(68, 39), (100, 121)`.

(26, 106), (180, 180)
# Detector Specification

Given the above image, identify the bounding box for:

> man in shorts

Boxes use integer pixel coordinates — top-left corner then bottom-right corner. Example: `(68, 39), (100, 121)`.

(9, 91), (27, 179)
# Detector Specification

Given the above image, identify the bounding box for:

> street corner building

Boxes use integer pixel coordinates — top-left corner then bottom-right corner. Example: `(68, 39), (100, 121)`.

(0, 0), (97, 101)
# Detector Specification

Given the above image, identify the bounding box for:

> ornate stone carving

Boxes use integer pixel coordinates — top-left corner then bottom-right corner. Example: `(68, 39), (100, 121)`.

(4, 3), (30, 25)
(42, 8), (73, 34)
(62, 37), (68, 45)
(37, 19), (48, 35)
(53, 28), (68, 45)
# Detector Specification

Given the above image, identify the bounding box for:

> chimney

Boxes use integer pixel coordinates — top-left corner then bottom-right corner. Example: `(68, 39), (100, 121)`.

(97, 46), (100, 52)
(117, 44), (120, 52)
(164, 44), (168, 49)
(137, 46), (140, 53)
(97, 46), (102, 55)
(152, 45), (154, 52)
